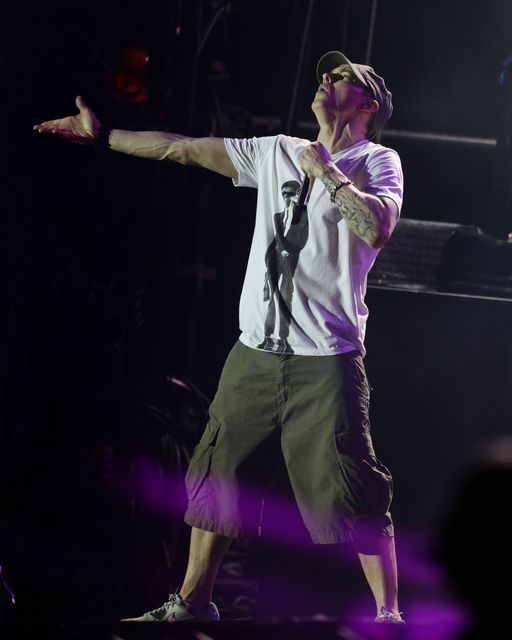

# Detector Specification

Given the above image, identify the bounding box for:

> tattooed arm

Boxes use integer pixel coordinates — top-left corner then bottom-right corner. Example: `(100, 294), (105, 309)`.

(300, 141), (399, 249)
(320, 164), (398, 248)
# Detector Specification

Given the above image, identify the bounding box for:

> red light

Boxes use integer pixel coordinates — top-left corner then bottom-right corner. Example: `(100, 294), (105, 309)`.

(107, 46), (150, 104)
(122, 46), (150, 70)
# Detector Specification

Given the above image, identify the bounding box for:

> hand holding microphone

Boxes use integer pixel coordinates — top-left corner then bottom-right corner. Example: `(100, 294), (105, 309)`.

(293, 141), (335, 223)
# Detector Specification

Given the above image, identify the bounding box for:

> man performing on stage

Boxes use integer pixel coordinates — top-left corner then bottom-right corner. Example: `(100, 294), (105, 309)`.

(34, 50), (404, 624)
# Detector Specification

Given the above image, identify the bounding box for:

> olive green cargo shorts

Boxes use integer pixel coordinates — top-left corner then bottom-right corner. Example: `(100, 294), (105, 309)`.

(184, 340), (394, 544)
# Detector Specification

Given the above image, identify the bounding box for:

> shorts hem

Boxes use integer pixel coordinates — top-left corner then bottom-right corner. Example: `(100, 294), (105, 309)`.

(311, 529), (352, 544)
(184, 513), (249, 539)
(310, 523), (395, 545)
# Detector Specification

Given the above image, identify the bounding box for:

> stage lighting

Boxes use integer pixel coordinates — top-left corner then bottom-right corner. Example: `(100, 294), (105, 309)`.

(107, 46), (150, 104)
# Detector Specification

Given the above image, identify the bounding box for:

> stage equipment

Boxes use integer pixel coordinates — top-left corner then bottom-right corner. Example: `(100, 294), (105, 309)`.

(368, 218), (471, 291)
(498, 50), (512, 237)
(437, 226), (512, 298)
(369, 218), (512, 299)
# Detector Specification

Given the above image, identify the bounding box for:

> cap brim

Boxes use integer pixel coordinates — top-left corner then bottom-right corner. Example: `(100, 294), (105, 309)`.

(317, 51), (352, 83)
(316, 50), (370, 92)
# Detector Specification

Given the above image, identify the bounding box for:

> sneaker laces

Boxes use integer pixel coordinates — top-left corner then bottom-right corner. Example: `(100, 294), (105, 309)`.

(146, 593), (181, 617)
(376, 606), (405, 623)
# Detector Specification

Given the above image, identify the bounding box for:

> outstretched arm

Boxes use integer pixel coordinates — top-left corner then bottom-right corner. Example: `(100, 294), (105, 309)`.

(33, 96), (237, 179)
(300, 141), (399, 249)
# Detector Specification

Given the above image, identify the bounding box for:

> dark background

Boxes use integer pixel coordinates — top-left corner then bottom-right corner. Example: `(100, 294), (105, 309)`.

(1, 0), (511, 627)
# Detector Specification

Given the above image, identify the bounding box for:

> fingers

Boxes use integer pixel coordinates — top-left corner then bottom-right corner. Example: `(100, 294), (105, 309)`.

(311, 141), (328, 153)
(75, 95), (87, 112)
(33, 119), (66, 134)
(299, 150), (317, 179)
(39, 127), (88, 144)
(32, 120), (71, 139)
(300, 141), (335, 180)
(33, 124), (64, 137)
(299, 148), (309, 174)
(33, 121), (55, 133)
(33, 96), (86, 132)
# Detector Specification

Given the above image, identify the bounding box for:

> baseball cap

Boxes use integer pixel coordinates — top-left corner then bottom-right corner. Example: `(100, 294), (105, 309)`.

(316, 51), (393, 135)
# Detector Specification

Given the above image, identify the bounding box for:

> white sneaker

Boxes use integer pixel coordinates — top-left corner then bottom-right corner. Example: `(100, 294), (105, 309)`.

(375, 606), (405, 624)
(121, 593), (220, 622)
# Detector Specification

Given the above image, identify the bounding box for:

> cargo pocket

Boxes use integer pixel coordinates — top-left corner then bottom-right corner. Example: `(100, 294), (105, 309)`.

(334, 430), (392, 514)
(185, 419), (222, 502)
(361, 457), (393, 515)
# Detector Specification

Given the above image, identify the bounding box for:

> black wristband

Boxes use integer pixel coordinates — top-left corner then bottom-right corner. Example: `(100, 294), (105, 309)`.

(92, 125), (112, 152)
(329, 178), (352, 202)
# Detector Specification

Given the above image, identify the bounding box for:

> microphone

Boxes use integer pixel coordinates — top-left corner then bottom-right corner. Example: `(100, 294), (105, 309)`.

(292, 175), (310, 224)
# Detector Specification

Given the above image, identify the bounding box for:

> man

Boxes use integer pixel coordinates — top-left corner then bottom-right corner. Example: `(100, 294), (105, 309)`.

(259, 179), (308, 353)
(34, 50), (404, 624)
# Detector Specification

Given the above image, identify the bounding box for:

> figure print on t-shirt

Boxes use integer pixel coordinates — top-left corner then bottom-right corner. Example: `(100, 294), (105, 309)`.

(257, 180), (309, 354)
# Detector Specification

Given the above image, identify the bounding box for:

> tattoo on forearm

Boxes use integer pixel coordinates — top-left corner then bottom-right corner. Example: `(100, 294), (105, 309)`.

(334, 189), (377, 242)
(320, 172), (379, 244)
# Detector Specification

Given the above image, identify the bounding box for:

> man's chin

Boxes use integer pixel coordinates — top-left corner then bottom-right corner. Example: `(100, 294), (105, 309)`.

(311, 101), (326, 124)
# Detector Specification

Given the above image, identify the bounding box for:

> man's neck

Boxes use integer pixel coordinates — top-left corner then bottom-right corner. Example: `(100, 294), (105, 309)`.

(316, 121), (367, 155)
(313, 107), (369, 154)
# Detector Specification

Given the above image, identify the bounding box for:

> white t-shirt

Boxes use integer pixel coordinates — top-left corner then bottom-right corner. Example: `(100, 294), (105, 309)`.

(224, 134), (403, 356)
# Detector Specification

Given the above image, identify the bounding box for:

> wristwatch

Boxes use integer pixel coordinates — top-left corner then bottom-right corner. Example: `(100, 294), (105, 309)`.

(329, 178), (352, 202)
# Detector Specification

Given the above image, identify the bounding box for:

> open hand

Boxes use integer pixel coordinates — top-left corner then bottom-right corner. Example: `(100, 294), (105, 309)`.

(33, 96), (101, 144)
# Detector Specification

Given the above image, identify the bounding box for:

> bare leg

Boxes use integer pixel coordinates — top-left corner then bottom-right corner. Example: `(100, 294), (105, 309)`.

(356, 536), (399, 616)
(178, 527), (233, 610)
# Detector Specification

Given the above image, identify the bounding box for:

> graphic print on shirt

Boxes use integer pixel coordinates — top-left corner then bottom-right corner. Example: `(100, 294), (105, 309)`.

(257, 180), (309, 354)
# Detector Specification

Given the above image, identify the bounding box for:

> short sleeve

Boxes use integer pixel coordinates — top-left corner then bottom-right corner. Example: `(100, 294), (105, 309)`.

(364, 148), (404, 214)
(224, 136), (275, 188)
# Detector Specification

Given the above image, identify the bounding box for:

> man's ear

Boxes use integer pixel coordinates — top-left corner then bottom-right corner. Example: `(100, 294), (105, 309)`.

(360, 97), (379, 112)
